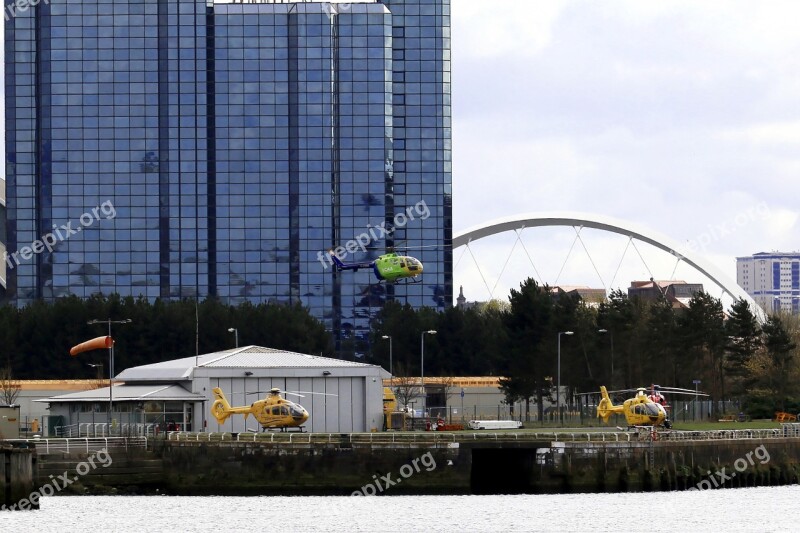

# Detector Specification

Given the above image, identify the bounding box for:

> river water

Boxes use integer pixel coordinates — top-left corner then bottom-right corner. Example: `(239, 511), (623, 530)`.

(1, 486), (796, 532)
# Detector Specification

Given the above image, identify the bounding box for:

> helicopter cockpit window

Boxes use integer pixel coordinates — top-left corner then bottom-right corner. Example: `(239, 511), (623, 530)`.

(399, 260), (406, 268)
(289, 405), (305, 417)
(634, 403), (661, 416)
(271, 407), (281, 416)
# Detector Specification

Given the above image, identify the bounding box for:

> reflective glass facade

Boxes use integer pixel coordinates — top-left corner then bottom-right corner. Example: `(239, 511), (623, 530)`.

(4, 0), (452, 357)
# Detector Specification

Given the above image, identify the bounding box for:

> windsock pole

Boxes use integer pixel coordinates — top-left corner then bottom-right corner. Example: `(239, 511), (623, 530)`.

(85, 318), (133, 426)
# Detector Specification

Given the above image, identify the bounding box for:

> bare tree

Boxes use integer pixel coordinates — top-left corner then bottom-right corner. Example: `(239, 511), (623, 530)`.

(391, 363), (421, 412)
(439, 375), (455, 405)
(0, 364), (21, 406)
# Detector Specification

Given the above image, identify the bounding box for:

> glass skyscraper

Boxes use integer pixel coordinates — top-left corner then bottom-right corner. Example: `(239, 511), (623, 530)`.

(3, 0), (451, 357)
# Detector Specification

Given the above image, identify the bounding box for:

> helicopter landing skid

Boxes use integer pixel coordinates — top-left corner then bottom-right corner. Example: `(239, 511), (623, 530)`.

(262, 426), (306, 433)
(392, 277), (423, 285)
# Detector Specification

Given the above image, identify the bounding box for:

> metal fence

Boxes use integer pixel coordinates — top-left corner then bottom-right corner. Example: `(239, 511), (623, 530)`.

(427, 399), (750, 426)
(55, 423), (160, 438)
(162, 424), (800, 445)
(5, 436), (149, 454)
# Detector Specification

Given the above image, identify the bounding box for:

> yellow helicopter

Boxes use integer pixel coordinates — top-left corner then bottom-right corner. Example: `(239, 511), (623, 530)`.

(211, 387), (309, 432)
(594, 384), (708, 429)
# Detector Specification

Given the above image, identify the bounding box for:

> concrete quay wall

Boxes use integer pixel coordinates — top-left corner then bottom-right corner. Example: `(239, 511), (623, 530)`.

(157, 434), (800, 495)
(1, 445), (38, 510)
(5, 433), (800, 499)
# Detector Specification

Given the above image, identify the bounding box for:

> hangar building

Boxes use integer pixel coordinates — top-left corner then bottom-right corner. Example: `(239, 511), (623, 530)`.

(41, 346), (390, 435)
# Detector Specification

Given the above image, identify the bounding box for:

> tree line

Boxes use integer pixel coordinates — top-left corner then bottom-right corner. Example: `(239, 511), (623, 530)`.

(0, 294), (332, 380)
(369, 279), (799, 418)
(2, 281), (798, 418)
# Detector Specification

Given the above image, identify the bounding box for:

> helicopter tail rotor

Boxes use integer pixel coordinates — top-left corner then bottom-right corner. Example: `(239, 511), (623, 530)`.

(597, 386), (615, 423)
(211, 387), (245, 425)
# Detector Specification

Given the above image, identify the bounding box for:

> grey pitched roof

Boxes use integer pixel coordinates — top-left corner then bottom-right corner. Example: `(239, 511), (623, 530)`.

(201, 346), (378, 368)
(115, 345), (386, 382)
(36, 384), (205, 403)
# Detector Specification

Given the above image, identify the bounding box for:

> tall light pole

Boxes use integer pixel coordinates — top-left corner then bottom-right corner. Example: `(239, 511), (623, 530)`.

(557, 331), (574, 426)
(598, 329), (614, 387)
(421, 330), (437, 416)
(693, 379), (701, 421)
(87, 318), (132, 421)
(381, 335), (393, 387)
(228, 328), (239, 348)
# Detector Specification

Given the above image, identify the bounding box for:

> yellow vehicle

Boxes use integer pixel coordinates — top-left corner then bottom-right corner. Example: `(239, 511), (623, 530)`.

(594, 384), (708, 429)
(211, 387), (309, 432)
(597, 386), (668, 428)
(383, 387), (411, 431)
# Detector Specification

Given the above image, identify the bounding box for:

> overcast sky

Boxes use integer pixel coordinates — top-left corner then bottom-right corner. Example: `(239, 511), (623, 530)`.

(450, 0), (800, 306)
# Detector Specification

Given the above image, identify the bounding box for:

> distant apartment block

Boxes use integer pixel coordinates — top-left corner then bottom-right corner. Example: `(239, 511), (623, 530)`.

(628, 280), (703, 310)
(737, 252), (800, 315)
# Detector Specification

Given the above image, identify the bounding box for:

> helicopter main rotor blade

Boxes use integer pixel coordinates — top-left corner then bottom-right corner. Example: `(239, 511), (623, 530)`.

(288, 390), (339, 397)
(661, 390), (710, 397)
(656, 386), (704, 393)
(575, 388), (638, 396)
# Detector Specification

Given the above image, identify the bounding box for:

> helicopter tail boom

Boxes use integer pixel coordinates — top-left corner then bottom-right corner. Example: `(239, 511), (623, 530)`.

(211, 387), (251, 425)
(328, 250), (372, 272)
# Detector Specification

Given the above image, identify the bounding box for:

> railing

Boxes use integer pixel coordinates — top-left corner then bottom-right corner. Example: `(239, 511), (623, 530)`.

(55, 423), (158, 438)
(6, 436), (149, 454)
(162, 427), (800, 445)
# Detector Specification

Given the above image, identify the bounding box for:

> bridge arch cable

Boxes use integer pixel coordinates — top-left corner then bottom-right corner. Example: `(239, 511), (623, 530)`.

(454, 239), (469, 270)
(629, 238), (656, 282)
(515, 228), (545, 287)
(573, 225), (607, 291)
(669, 255), (682, 281)
(554, 229), (581, 287)
(608, 237), (633, 292)
(490, 230), (524, 298)
(464, 241), (494, 300)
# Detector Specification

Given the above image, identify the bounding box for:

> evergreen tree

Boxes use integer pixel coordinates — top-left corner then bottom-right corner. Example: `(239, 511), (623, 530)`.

(677, 291), (726, 412)
(501, 279), (556, 422)
(761, 315), (798, 410)
(724, 298), (762, 394)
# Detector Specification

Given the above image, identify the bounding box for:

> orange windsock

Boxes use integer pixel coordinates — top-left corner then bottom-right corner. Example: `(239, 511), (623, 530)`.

(70, 336), (114, 356)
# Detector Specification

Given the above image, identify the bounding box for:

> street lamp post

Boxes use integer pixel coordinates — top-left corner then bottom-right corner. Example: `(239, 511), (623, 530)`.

(87, 318), (132, 422)
(381, 335), (393, 387)
(598, 329), (614, 386)
(557, 331), (574, 426)
(228, 328), (239, 348)
(693, 379), (701, 421)
(421, 330), (437, 417)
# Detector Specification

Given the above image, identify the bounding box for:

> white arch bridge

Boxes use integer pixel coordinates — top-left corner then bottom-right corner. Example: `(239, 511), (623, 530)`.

(452, 211), (763, 319)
